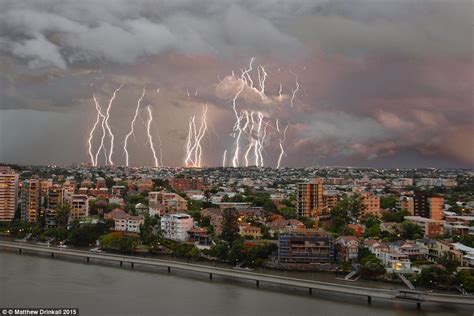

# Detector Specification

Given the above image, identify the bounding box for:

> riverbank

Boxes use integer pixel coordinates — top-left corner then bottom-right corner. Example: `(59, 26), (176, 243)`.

(1, 235), (395, 289)
(1, 240), (473, 309)
(1, 236), (468, 295)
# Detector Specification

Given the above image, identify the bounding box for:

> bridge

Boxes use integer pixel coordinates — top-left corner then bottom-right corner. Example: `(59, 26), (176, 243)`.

(1, 240), (473, 308)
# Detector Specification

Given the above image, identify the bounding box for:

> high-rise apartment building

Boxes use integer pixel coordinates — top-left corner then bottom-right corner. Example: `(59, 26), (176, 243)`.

(399, 195), (415, 215)
(70, 194), (89, 220)
(296, 177), (324, 220)
(23, 179), (40, 223)
(360, 192), (381, 217)
(414, 191), (444, 220)
(40, 180), (53, 196)
(46, 185), (64, 227)
(0, 167), (19, 222)
(323, 192), (338, 212)
(428, 196), (444, 221)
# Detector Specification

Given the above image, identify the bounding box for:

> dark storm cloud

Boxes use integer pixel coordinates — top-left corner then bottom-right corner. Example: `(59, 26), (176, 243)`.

(0, 0), (472, 167)
(0, 0), (306, 70)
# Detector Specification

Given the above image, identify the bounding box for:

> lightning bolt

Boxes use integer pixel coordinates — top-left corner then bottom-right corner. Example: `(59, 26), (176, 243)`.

(230, 60), (252, 167)
(184, 116), (196, 167)
(104, 83), (125, 165)
(254, 112), (264, 167)
(257, 65), (268, 100)
(88, 93), (103, 166)
(258, 119), (270, 167)
(243, 111), (253, 167)
(222, 149), (227, 167)
(146, 106), (159, 168)
(156, 124), (164, 167)
(289, 70), (299, 108)
(241, 110), (268, 167)
(230, 58), (275, 167)
(124, 88), (145, 167)
(93, 94), (108, 167)
(194, 105), (208, 167)
(184, 105), (208, 168)
(277, 124), (289, 169)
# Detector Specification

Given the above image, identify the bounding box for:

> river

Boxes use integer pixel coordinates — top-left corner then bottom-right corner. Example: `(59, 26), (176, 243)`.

(0, 251), (471, 316)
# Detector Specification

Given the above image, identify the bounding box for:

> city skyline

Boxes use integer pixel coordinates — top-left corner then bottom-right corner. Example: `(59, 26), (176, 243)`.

(0, 1), (472, 168)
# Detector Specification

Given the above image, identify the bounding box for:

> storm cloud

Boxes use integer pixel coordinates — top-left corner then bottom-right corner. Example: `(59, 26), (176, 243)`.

(0, 0), (472, 168)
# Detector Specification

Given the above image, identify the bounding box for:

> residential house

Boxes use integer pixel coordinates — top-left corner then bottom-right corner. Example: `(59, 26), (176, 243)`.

(239, 224), (262, 239)
(267, 219), (305, 237)
(105, 209), (144, 233)
(335, 236), (360, 262)
(160, 213), (194, 241)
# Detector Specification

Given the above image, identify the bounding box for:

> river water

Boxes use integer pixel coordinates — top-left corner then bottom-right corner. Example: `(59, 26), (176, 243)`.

(0, 251), (471, 316)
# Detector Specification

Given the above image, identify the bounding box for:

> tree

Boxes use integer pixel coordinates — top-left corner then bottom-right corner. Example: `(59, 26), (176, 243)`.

(364, 224), (381, 238)
(340, 226), (355, 236)
(362, 215), (381, 238)
(220, 208), (240, 243)
(100, 232), (138, 252)
(399, 221), (423, 240)
(362, 215), (381, 229)
(453, 234), (474, 248)
(437, 254), (459, 274)
(359, 249), (385, 278)
(14, 204), (21, 220)
(447, 204), (462, 215)
(279, 207), (297, 219)
(380, 195), (397, 209)
(331, 195), (365, 222)
(381, 210), (411, 223)
(90, 199), (108, 215)
(68, 221), (111, 246)
(139, 214), (160, 245)
(211, 241), (230, 261)
(228, 240), (245, 264)
(281, 199), (293, 208)
(105, 177), (115, 189)
(456, 270), (474, 292)
(55, 203), (71, 227)
(263, 201), (278, 213)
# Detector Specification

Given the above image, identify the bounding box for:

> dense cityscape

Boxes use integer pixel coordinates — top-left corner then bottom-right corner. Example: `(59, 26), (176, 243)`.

(1, 164), (473, 295)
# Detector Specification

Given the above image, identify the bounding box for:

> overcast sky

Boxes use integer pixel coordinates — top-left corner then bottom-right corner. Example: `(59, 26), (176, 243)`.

(0, 0), (472, 168)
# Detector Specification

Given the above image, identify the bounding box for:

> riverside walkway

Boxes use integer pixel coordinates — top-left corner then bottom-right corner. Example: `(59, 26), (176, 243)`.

(1, 240), (472, 308)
